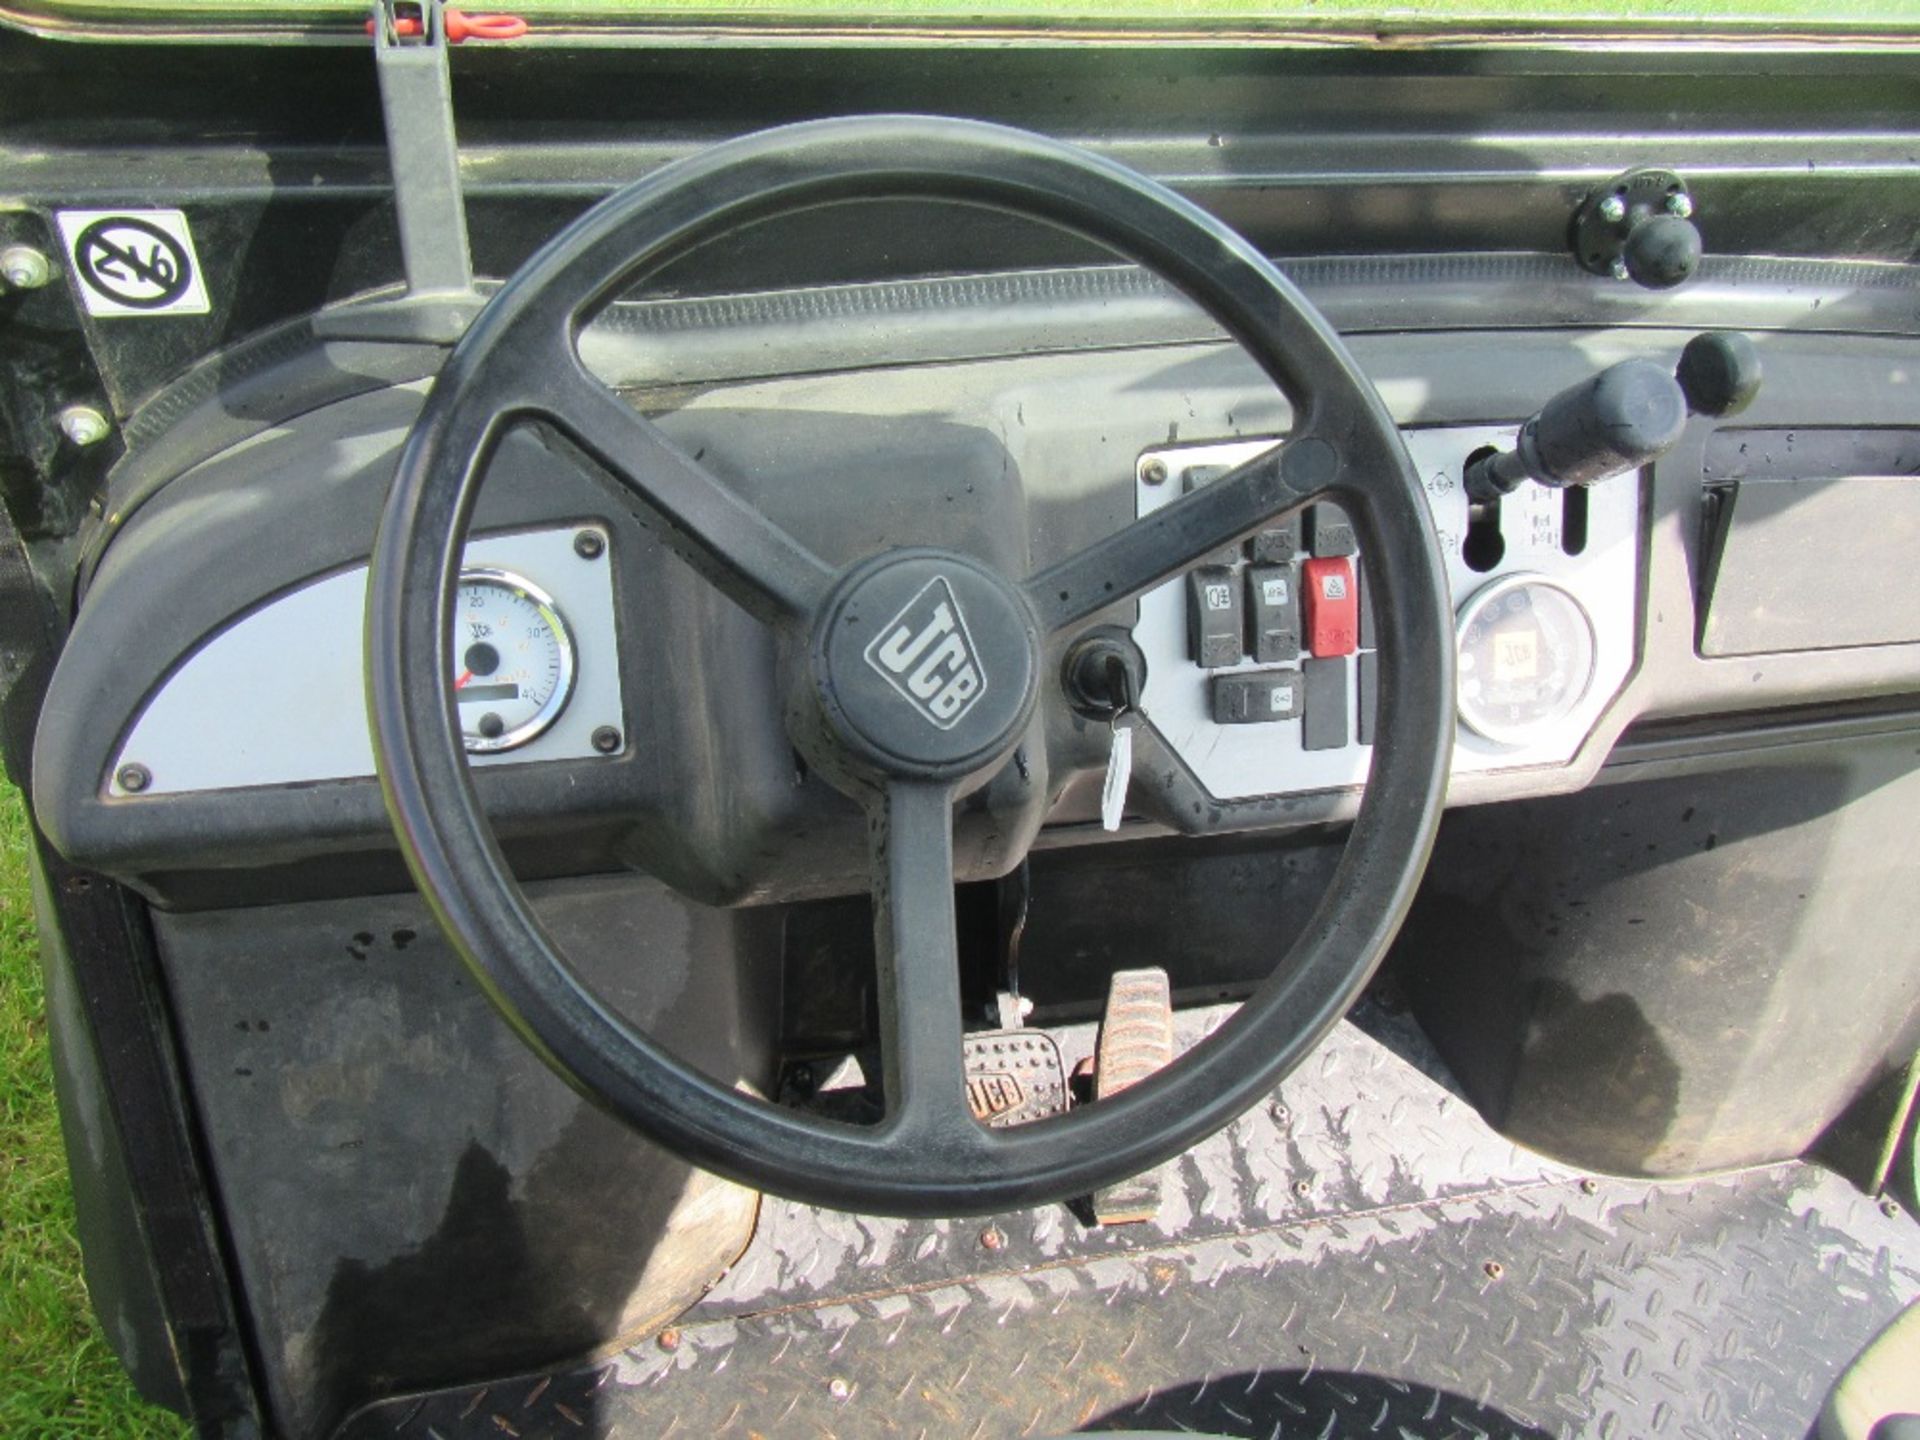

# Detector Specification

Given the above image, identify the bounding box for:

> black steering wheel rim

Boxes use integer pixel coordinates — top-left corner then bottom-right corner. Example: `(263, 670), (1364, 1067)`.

(368, 114), (1454, 1218)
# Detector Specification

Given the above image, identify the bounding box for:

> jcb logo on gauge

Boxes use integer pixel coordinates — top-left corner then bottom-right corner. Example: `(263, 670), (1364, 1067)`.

(864, 576), (988, 729)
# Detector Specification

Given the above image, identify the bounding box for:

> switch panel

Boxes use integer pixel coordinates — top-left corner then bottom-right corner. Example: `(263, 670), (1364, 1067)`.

(1135, 425), (1639, 802)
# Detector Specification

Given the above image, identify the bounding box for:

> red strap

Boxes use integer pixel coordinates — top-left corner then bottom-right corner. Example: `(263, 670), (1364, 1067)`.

(446, 9), (528, 39)
(365, 8), (528, 41)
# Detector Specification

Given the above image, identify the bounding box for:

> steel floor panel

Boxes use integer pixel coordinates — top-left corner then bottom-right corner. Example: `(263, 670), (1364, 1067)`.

(339, 1004), (1920, 1440)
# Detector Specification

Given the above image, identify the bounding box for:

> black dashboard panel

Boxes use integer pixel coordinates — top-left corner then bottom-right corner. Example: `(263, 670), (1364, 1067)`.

(31, 306), (1920, 907)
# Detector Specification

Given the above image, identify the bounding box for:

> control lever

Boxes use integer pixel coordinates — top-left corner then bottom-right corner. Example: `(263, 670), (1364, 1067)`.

(1465, 332), (1762, 503)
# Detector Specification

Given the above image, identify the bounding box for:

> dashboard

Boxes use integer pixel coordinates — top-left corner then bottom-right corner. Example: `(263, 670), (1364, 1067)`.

(28, 291), (1920, 909)
(97, 421), (1638, 807)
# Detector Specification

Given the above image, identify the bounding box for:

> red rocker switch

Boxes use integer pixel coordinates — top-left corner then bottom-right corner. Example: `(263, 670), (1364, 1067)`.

(1302, 556), (1358, 657)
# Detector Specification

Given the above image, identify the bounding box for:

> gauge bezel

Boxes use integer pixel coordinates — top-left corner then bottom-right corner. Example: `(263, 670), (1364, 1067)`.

(454, 567), (577, 754)
(1454, 572), (1597, 749)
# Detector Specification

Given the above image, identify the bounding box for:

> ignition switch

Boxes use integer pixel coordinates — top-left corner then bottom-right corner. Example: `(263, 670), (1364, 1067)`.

(1063, 627), (1148, 721)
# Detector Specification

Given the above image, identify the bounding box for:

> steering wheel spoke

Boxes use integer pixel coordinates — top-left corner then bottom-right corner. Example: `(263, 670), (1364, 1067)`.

(867, 779), (981, 1147)
(534, 359), (835, 625)
(1024, 432), (1340, 635)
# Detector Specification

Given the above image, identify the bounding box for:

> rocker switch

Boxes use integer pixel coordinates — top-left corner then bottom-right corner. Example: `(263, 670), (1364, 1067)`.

(1211, 670), (1305, 725)
(1185, 567), (1243, 669)
(1246, 564), (1300, 664)
(1302, 657), (1350, 750)
(1303, 556), (1358, 658)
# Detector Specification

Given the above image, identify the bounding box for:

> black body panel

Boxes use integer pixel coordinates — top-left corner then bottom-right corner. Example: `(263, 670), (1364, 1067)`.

(151, 874), (780, 1440)
(1395, 726), (1920, 1177)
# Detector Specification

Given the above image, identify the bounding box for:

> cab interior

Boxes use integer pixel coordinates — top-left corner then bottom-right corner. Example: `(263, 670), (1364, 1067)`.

(2, 5), (1918, 1436)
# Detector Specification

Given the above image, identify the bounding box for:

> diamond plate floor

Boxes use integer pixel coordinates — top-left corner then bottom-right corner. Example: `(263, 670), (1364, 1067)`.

(338, 1003), (1920, 1440)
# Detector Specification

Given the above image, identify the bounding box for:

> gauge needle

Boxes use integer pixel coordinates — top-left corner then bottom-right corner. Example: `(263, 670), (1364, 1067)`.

(454, 669), (473, 690)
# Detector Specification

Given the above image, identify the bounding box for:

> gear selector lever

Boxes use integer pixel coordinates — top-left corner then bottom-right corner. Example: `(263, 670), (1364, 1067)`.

(1465, 332), (1761, 502)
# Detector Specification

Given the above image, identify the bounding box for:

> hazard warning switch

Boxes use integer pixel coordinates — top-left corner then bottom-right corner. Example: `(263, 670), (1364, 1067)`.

(1303, 556), (1358, 657)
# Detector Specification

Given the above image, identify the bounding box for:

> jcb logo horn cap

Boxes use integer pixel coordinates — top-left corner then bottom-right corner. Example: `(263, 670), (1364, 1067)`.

(863, 576), (988, 729)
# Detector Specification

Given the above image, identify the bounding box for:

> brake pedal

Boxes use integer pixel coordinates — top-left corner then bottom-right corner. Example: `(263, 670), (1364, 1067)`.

(1091, 966), (1175, 1225)
(963, 1030), (1068, 1127)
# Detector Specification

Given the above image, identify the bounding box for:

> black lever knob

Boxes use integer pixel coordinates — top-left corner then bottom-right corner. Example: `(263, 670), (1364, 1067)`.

(1466, 359), (1686, 500)
(1676, 331), (1762, 418)
(1464, 333), (1763, 502)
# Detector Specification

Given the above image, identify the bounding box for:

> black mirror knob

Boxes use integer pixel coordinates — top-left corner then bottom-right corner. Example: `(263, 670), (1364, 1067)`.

(1574, 168), (1703, 291)
(1623, 213), (1703, 290)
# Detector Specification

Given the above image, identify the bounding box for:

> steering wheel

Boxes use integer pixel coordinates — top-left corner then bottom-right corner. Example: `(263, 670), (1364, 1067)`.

(367, 115), (1453, 1218)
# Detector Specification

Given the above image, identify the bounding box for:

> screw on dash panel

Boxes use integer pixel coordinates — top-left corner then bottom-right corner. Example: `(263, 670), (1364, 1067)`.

(58, 405), (111, 447)
(116, 763), (152, 793)
(0, 245), (51, 290)
(1139, 458), (1168, 486)
(573, 528), (605, 560)
(591, 726), (622, 754)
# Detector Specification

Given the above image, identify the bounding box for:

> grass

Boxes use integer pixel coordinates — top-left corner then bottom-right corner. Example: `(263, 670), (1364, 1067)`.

(36, 0), (1920, 28)
(0, 782), (195, 1440)
(494, 0), (1920, 15)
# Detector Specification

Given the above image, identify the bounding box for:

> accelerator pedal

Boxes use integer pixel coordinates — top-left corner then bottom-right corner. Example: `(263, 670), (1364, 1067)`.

(1091, 966), (1176, 1225)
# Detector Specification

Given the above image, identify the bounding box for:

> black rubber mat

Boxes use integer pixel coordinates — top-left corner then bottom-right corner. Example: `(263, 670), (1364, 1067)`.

(338, 1011), (1920, 1440)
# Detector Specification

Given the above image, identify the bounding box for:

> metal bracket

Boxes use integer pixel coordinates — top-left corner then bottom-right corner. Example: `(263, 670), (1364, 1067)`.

(315, 0), (485, 344)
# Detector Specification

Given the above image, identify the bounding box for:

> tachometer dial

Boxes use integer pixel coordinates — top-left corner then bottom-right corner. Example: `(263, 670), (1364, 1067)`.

(1455, 574), (1596, 748)
(452, 569), (575, 753)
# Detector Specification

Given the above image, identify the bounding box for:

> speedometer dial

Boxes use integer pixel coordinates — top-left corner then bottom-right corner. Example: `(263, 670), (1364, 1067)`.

(1455, 574), (1596, 748)
(452, 569), (575, 753)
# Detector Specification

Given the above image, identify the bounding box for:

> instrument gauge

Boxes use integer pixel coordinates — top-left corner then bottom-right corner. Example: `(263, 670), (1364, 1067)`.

(1455, 575), (1596, 748)
(452, 569), (576, 754)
